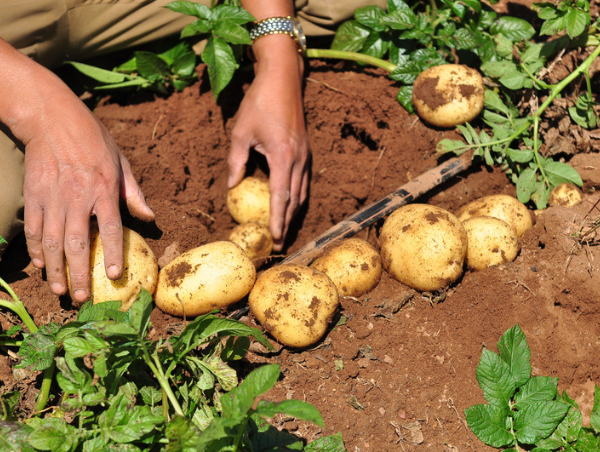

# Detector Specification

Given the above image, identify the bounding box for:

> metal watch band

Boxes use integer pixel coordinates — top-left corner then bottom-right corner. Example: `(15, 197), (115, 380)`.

(250, 16), (295, 42)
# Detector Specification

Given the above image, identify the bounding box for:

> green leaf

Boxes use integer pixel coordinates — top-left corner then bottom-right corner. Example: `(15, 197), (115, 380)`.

(213, 21), (252, 45)
(554, 392), (582, 443)
(590, 385), (600, 432)
(436, 139), (469, 155)
(476, 348), (517, 409)
(66, 61), (128, 84)
(63, 337), (96, 358)
(165, 416), (202, 451)
(465, 404), (514, 448)
(201, 35), (238, 99)
(181, 19), (213, 38)
(507, 148), (534, 163)
(576, 427), (600, 450)
(135, 51), (169, 82)
(396, 85), (414, 113)
(305, 432), (347, 452)
(566, 9), (589, 37)
(361, 32), (388, 59)
(494, 34), (514, 58)
(491, 16), (536, 41)
(497, 324), (531, 388)
(531, 181), (550, 209)
(94, 78), (150, 90)
(27, 418), (78, 452)
(222, 364), (280, 419)
(92, 320), (138, 338)
(453, 28), (479, 50)
(500, 70), (527, 90)
(380, 9), (417, 30)
(355, 6), (387, 32)
(255, 399), (325, 427)
(17, 325), (60, 371)
(0, 421), (35, 452)
(211, 4), (255, 24)
(481, 60), (519, 79)
(514, 376), (558, 409)
(331, 21), (371, 52)
(514, 400), (569, 444)
(544, 161), (583, 187)
(387, 0), (411, 13)
(140, 386), (162, 407)
(77, 299), (124, 322)
(123, 288), (153, 336)
(158, 41), (192, 65)
(166, 1), (212, 20)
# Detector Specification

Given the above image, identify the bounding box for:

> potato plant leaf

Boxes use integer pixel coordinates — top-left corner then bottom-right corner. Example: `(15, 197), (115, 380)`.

(15, 322), (61, 371)
(0, 421), (35, 452)
(201, 35), (238, 99)
(513, 400), (570, 444)
(65, 62), (128, 84)
(497, 324), (531, 388)
(465, 404), (514, 448)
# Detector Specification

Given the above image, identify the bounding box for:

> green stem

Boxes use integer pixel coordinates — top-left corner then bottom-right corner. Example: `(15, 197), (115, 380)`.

(305, 48), (397, 72)
(520, 63), (554, 90)
(139, 338), (184, 416)
(232, 415), (251, 452)
(34, 364), (55, 413)
(0, 340), (22, 347)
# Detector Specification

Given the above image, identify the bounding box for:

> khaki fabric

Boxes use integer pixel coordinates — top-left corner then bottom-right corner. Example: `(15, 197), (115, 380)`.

(0, 0), (386, 254)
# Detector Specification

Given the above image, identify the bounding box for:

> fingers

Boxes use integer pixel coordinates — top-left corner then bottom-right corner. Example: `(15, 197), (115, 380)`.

(94, 197), (124, 281)
(120, 157), (154, 221)
(63, 211), (91, 303)
(228, 132), (251, 189)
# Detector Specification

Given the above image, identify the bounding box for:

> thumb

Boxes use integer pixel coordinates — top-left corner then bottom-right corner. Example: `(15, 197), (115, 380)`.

(228, 135), (251, 188)
(120, 161), (154, 221)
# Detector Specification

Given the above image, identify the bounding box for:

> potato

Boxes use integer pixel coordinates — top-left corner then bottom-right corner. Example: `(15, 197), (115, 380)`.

(249, 264), (339, 348)
(228, 222), (273, 268)
(549, 182), (582, 207)
(68, 225), (158, 312)
(311, 238), (382, 297)
(380, 204), (467, 292)
(155, 241), (255, 317)
(226, 177), (270, 227)
(456, 194), (533, 238)
(412, 64), (485, 128)
(462, 216), (519, 271)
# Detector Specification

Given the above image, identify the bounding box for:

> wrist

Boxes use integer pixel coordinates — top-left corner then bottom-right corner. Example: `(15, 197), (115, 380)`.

(251, 34), (305, 78)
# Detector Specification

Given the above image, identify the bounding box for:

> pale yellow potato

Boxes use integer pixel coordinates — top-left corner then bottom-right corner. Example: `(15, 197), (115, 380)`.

(226, 177), (270, 227)
(456, 194), (533, 238)
(68, 226), (158, 312)
(311, 238), (382, 297)
(228, 222), (273, 268)
(249, 264), (339, 348)
(155, 241), (256, 317)
(462, 216), (519, 271)
(380, 204), (467, 292)
(549, 183), (582, 207)
(412, 64), (485, 128)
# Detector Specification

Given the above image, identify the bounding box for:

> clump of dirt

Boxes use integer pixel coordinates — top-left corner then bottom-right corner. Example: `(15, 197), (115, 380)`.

(1, 56), (600, 451)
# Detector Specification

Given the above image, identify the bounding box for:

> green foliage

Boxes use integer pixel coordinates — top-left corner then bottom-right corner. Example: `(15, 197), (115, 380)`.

(166, 0), (255, 99)
(466, 324), (600, 450)
(0, 289), (344, 451)
(67, 41), (199, 95)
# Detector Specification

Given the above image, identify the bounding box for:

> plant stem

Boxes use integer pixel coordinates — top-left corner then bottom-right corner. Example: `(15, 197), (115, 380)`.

(305, 49), (397, 72)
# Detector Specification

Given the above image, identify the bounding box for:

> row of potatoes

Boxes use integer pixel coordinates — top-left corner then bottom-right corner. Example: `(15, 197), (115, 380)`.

(74, 178), (581, 349)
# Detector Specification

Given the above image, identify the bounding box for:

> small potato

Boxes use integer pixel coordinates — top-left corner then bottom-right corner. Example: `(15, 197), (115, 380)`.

(456, 194), (533, 238)
(380, 204), (467, 292)
(462, 216), (519, 271)
(549, 183), (582, 207)
(249, 264), (339, 348)
(228, 222), (273, 268)
(311, 238), (382, 297)
(412, 64), (485, 128)
(155, 241), (255, 317)
(68, 225), (158, 312)
(227, 177), (270, 227)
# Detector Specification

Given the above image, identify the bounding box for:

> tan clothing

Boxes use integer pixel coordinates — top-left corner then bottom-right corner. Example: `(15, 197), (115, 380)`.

(0, 0), (386, 250)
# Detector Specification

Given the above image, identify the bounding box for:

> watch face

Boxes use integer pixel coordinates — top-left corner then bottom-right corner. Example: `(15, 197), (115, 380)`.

(292, 18), (307, 54)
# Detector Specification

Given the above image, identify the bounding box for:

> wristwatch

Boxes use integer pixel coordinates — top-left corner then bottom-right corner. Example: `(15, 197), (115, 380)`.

(250, 16), (307, 55)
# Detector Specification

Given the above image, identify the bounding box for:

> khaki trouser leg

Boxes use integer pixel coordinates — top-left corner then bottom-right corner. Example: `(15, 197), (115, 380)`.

(295, 0), (387, 36)
(0, 127), (25, 257)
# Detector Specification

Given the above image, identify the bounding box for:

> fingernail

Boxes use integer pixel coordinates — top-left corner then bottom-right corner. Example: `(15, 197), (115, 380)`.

(73, 289), (87, 301)
(107, 265), (121, 280)
(51, 283), (65, 294)
(32, 258), (43, 268)
(227, 175), (235, 188)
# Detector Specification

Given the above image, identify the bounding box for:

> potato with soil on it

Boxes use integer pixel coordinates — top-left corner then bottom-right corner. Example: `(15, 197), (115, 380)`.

(226, 176), (270, 227)
(67, 225), (158, 312)
(412, 64), (485, 128)
(249, 264), (339, 348)
(311, 238), (382, 297)
(456, 194), (533, 238)
(380, 204), (467, 292)
(549, 182), (582, 207)
(228, 222), (273, 268)
(154, 241), (255, 317)
(462, 216), (519, 271)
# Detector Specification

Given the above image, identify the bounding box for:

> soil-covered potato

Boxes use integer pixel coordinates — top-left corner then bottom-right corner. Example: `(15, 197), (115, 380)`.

(549, 182), (582, 207)
(68, 225), (158, 312)
(154, 241), (255, 317)
(249, 264), (339, 348)
(462, 216), (519, 271)
(228, 222), (273, 268)
(311, 238), (382, 297)
(412, 64), (485, 128)
(226, 177), (270, 227)
(380, 204), (467, 292)
(456, 194), (533, 238)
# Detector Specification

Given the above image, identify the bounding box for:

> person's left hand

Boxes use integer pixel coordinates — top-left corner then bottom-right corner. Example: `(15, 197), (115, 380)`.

(227, 36), (310, 251)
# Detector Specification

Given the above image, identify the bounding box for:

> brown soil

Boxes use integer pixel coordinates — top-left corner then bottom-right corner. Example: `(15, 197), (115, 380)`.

(2, 56), (600, 451)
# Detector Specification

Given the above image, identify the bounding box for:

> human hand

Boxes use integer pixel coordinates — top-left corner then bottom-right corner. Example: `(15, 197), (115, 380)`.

(2, 47), (154, 303)
(227, 36), (310, 251)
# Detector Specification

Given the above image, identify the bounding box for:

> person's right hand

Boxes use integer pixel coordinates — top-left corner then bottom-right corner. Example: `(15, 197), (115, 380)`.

(0, 38), (154, 304)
